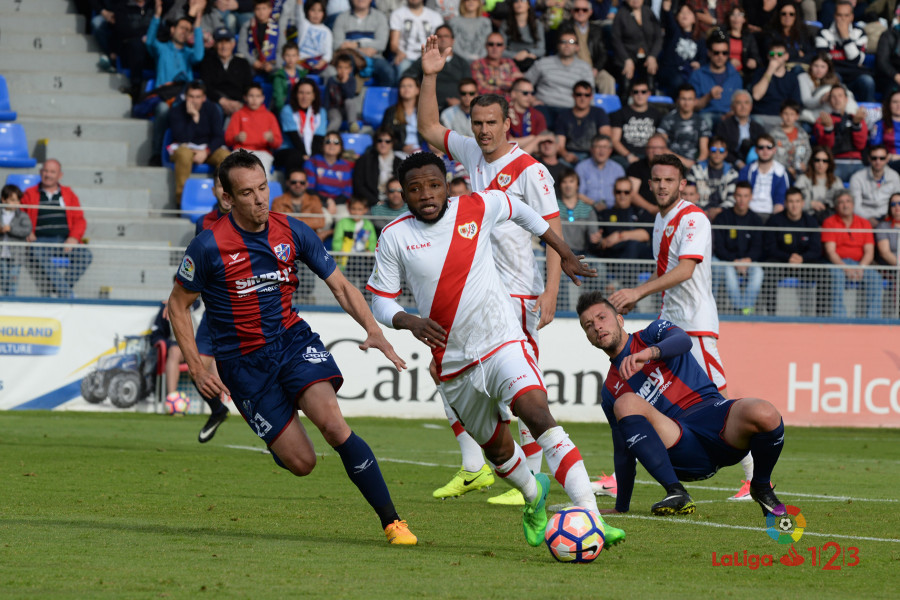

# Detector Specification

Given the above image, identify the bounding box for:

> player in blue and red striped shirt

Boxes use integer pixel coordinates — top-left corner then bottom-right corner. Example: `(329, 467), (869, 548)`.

(168, 150), (417, 545)
(576, 292), (787, 519)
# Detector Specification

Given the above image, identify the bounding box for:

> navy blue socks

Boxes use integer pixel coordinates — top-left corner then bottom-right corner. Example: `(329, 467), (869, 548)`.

(618, 415), (680, 488)
(335, 432), (399, 529)
(749, 420), (785, 486)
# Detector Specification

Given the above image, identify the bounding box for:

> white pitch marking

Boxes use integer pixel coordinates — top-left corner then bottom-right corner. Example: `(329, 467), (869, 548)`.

(224, 444), (271, 453)
(610, 514), (900, 544)
(632, 479), (899, 503)
(422, 423), (444, 430)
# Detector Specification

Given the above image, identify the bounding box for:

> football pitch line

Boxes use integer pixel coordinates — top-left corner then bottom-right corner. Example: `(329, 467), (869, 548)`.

(223, 445), (897, 505)
(612, 514), (900, 544)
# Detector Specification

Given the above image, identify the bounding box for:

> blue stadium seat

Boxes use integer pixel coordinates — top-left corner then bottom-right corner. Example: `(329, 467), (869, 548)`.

(0, 123), (37, 168)
(649, 95), (674, 105)
(0, 75), (17, 121)
(863, 53), (875, 70)
(267, 180), (283, 207)
(362, 87), (398, 128)
(341, 133), (373, 156)
(161, 129), (212, 174)
(592, 93), (621, 113)
(5, 173), (40, 190)
(181, 178), (216, 223)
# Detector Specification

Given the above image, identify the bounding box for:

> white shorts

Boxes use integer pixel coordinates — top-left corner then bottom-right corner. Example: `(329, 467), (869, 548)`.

(440, 340), (545, 446)
(688, 334), (727, 391)
(509, 295), (539, 357)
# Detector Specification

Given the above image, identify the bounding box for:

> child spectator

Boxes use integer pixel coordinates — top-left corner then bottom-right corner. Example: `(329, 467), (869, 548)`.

(771, 99), (811, 180)
(332, 196), (377, 287)
(325, 53), (362, 132)
(296, 0), (333, 74)
(225, 83), (283, 175)
(271, 42), (309, 115)
(239, 0), (289, 75)
(0, 185), (31, 296)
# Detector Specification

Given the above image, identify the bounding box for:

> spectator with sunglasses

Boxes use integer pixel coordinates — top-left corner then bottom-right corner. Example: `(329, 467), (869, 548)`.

(304, 133), (355, 216)
(688, 135), (739, 221)
(849, 144), (900, 227)
(763, 3), (813, 64)
(737, 133), (791, 221)
(470, 32), (523, 98)
(523, 28), (595, 130)
(794, 145), (844, 222)
(595, 175), (653, 289)
(271, 168), (332, 242)
(507, 78), (547, 155)
(558, 0), (616, 95)
(690, 31), (744, 126)
(750, 42), (802, 130)
(555, 80), (612, 166)
(610, 78), (664, 167)
(371, 177), (408, 233)
(440, 78), (478, 137)
(352, 128), (403, 207)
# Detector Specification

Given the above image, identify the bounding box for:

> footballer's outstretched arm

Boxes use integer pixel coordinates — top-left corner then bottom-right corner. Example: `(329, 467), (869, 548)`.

(417, 36), (452, 150)
(324, 268), (407, 371)
(168, 283), (229, 399)
(609, 258), (698, 314)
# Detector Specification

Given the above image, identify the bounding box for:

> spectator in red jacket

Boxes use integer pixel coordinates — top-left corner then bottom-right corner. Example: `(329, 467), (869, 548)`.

(812, 84), (868, 181)
(21, 159), (92, 298)
(225, 82), (283, 176)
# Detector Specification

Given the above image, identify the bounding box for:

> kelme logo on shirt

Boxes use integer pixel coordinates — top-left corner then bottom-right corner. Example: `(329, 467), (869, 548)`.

(273, 243), (291, 261)
(179, 255), (195, 281)
(457, 221), (478, 240)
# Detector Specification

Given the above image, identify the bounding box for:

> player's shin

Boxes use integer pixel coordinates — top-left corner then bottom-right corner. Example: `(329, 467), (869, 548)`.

(334, 431), (400, 529)
(617, 415), (681, 489)
(536, 426), (598, 514)
(748, 420), (784, 486)
(519, 423), (543, 474)
(442, 388), (485, 472)
(490, 443), (538, 502)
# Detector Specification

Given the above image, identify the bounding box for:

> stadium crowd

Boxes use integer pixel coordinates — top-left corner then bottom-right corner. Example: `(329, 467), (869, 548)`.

(2, 0), (898, 314)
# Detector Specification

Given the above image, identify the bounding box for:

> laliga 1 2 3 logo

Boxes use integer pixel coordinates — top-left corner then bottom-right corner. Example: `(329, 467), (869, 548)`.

(766, 504), (806, 545)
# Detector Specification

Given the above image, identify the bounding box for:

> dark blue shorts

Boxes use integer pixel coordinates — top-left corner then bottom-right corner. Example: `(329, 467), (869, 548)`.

(196, 312), (213, 357)
(667, 399), (748, 481)
(216, 321), (343, 446)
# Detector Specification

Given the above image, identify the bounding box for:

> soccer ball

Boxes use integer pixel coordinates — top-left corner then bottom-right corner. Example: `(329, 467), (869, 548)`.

(544, 506), (605, 563)
(164, 392), (190, 415)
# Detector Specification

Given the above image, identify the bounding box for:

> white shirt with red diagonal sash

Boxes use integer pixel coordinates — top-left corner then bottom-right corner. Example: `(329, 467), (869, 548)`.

(443, 129), (559, 297)
(653, 199), (719, 337)
(367, 190), (548, 380)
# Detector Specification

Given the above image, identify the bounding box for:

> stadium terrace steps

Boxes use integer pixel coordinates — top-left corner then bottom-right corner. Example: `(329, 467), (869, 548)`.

(0, 31), (97, 53)
(17, 115), (153, 165)
(13, 90), (132, 120)
(45, 166), (174, 210)
(0, 50), (104, 74)
(4, 70), (128, 95)
(0, 12), (84, 33)
(66, 187), (153, 215)
(85, 218), (194, 247)
(43, 139), (131, 169)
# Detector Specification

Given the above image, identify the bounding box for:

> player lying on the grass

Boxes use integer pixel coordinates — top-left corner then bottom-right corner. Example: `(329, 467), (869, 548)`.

(169, 150), (417, 545)
(576, 291), (787, 518)
(366, 151), (625, 547)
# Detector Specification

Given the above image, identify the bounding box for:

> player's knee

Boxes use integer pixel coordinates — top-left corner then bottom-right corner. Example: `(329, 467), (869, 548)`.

(276, 452), (316, 476)
(319, 420), (352, 448)
(613, 393), (646, 420)
(752, 399), (782, 431)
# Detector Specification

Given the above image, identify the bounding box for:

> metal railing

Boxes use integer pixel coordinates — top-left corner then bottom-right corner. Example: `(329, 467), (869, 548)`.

(1, 212), (898, 322)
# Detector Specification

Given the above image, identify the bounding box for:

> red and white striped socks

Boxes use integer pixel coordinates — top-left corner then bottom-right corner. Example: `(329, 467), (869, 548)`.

(537, 426), (598, 513)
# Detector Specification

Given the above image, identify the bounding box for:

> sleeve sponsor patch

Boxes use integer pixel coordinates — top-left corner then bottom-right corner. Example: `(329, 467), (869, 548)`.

(178, 255), (195, 282)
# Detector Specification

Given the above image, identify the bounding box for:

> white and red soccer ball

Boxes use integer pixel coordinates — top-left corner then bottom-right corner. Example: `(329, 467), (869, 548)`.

(544, 506), (605, 563)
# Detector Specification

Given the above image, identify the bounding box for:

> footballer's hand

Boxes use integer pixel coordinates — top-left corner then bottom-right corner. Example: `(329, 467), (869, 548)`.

(609, 288), (640, 314)
(534, 289), (558, 330)
(192, 367), (229, 399)
(420, 35), (451, 76)
(360, 331), (407, 371)
(561, 253), (597, 285)
(407, 316), (447, 349)
(619, 347), (654, 379)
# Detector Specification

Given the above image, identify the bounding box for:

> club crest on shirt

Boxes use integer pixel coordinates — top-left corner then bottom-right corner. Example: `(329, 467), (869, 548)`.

(273, 243), (291, 261)
(457, 221), (478, 239)
(497, 173), (512, 188)
(178, 255), (195, 281)
(665, 224), (675, 238)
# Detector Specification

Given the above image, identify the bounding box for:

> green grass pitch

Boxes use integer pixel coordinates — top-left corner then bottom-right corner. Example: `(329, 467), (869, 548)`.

(1, 411), (897, 599)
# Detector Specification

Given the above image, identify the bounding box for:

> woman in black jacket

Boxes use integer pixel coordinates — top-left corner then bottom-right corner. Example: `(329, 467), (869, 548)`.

(352, 128), (402, 207)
